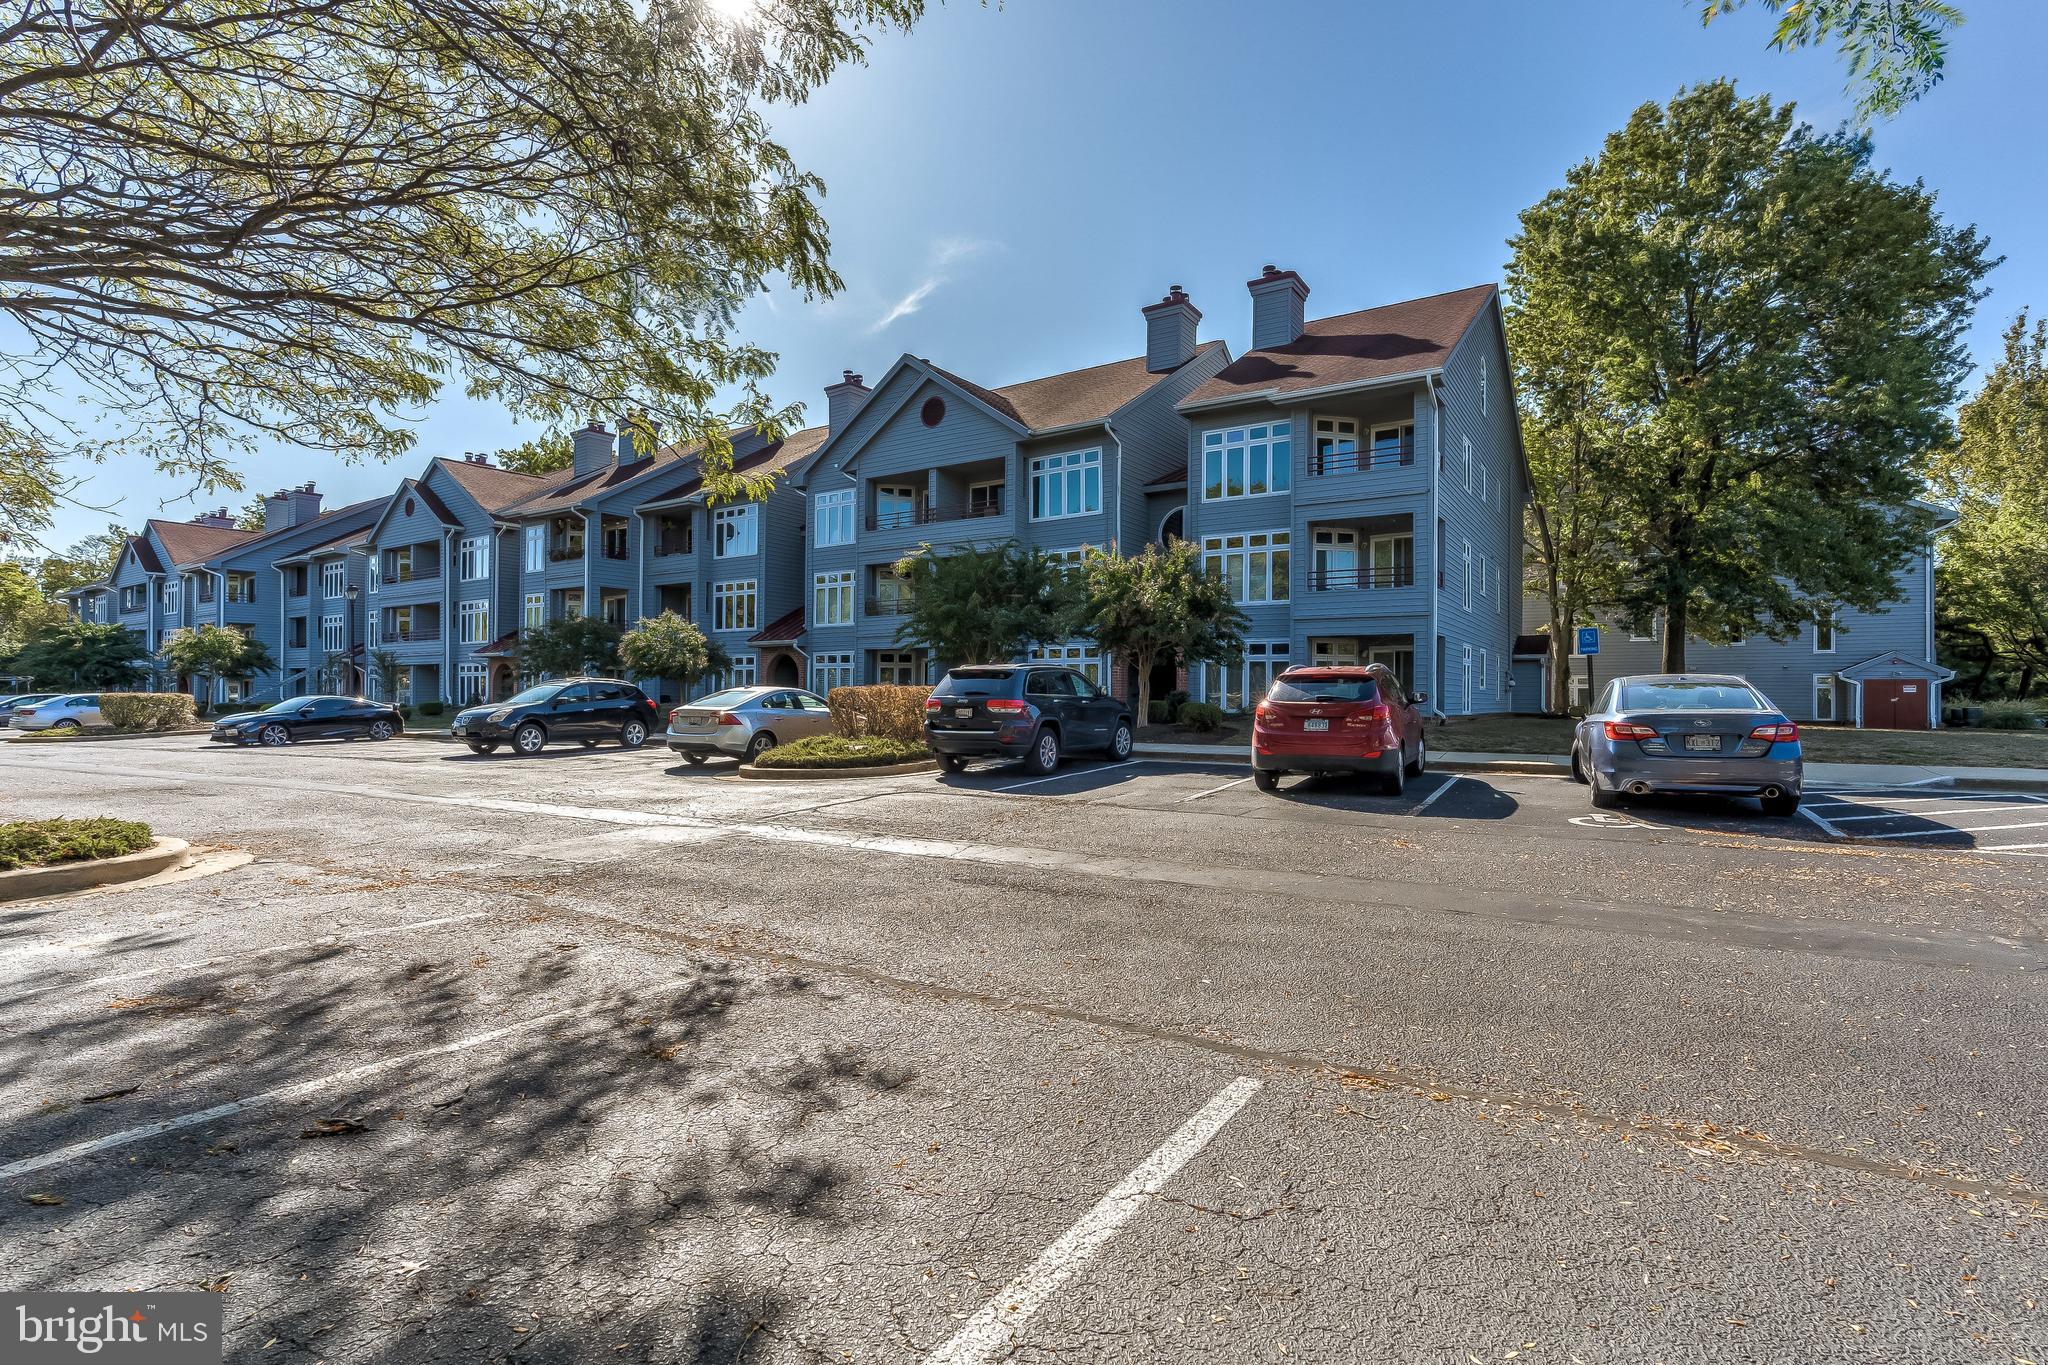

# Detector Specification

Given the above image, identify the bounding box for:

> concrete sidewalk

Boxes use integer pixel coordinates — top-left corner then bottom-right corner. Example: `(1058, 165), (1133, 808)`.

(1130, 741), (2048, 791)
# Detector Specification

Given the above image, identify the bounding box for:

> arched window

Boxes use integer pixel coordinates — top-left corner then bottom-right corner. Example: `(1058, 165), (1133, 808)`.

(1158, 505), (1185, 544)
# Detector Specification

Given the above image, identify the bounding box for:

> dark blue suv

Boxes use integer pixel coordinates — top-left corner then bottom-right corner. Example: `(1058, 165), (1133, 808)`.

(923, 665), (1134, 775)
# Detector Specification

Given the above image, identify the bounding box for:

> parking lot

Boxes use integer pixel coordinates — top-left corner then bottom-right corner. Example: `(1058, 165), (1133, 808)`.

(2, 735), (2043, 1363)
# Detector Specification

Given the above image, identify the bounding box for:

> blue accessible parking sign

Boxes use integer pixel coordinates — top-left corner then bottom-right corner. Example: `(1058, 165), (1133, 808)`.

(1576, 626), (1601, 655)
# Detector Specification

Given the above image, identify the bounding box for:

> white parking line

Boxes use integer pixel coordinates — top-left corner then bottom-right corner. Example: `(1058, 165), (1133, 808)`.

(1856, 821), (2048, 841)
(1809, 792), (2045, 808)
(1797, 805), (1849, 840)
(0, 975), (695, 1183)
(0, 912), (488, 1001)
(1410, 774), (1464, 814)
(988, 759), (1166, 794)
(1829, 803), (2047, 823)
(921, 1076), (1262, 1365)
(1179, 776), (1252, 802)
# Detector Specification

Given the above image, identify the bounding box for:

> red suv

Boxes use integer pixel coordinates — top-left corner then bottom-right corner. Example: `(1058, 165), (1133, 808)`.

(1251, 664), (1428, 795)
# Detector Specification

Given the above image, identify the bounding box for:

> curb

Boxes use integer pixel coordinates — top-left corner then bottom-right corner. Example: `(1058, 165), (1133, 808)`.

(1131, 742), (1570, 777)
(739, 759), (939, 781)
(0, 838), (193, 901)
(5, 728), (210, 744)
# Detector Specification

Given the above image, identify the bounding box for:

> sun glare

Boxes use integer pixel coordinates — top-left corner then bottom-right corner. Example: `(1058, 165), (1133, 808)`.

(703, 0), (757, 24)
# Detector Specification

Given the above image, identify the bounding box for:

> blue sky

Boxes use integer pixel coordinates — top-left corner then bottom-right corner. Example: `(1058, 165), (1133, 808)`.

(39, 0), (2048, 547)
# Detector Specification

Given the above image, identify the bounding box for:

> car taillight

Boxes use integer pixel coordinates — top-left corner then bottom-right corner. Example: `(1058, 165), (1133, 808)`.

(985, 698), (1029, 715)
(1344, 702), (1392, 728)
(924, 696), (943, 711)
(668, 707), (684, 724)
(1253, 704), (1272, 723)
(1750, 723), (1799, 741)
(1604, 721), (1659, 741)
(716, 711), (742, 725)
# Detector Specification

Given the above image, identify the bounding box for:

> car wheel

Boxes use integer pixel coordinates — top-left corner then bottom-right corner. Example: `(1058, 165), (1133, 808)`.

(54, 718), (81, 732)
(1761, 792), (1802, 818)
(1023, 727), (1060, 775)
(1590, 782), (1621, 810)
(939, 754), (968, 774)
(513, 722), (547, 755)
(1406, 735), (1426, 777)
(466, 740), (497, 755)
(1104, 720), (1133, 761)
(1570, 747), (1588, 784)
(620, 719), (648, 749)
(368, 719), (395, 741)
(1381, 754), (1406, 797)
(259, 723), (290, 747)
(1254, 767), (1281, 793)
(683, 752), (707, 766)
(744, 731), (777, 765)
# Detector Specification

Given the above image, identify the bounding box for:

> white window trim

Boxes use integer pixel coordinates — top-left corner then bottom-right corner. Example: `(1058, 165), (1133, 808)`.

(1028, 446), (1104, 522)
(1200, 530), (1290, 606)
(1198, 640), (1290, 712)
(523, 593), (544, 630)
(713, 503), (759, 558)
(1814, 611), (1837, 655)
(814, 488), (856, 547)
(1812, 673), (1838, 722)
(1462, 435), (1473, 492)
(811, 651), (855, 695)
(1461, 539), (1472, 610)
(321, 562), (347, 599)
(712, 579), (758, 633)
(458, 599), (491, 645)
(1200, 423), (1294, 503)
(367, 558), (380, 595)
(458, 535), (491, 582)
(524, 525), (545, 573)
(320, 613), (345, 653)
(813, 570), (854, 627)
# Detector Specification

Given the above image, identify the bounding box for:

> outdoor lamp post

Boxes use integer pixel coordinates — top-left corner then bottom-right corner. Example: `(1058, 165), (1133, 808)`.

(345, 584), (360, 696)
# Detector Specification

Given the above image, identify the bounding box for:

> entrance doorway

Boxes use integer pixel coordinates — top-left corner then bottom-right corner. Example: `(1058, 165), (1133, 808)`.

(1863, 680), (1930, 729)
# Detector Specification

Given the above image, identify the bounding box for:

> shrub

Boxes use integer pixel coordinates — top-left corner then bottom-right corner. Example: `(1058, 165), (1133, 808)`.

(399, 704), (415, 720)
(0, 817), (153, 872)
(825, 684), (932, 744)
(751, 735), (929, 770)
(1979, 699), (2046, 730)
(1147, 699), (1171, 724)
(418, 700), (445, 717)
(98, 692), (197, 732)
(190, 699), (210, 718)
(1165, 689), (1190, 715)
(1177, 701), (1224, 732)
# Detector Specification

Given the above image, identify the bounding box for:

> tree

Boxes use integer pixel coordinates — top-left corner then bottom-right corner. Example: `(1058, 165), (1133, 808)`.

(235, 497), (270, 532)
(1930, 311), (2048, 697)
(1079, 542), (1249, 726)
(0, 0), (930, 544)
(1505, 82), (1992, 672)
(10, 620), (150, 688)
(160, 625), (276, 701)
(619, 611), (729, 695)
(891, 542), (1081, 671)
(369, 650), (404, 703)
(1699, 0), (1963, 119)
(0, 559), (67, 654)
(518, 616), (624, 679)
(494, 432), (577, 478)
(34, 524), (128, 597)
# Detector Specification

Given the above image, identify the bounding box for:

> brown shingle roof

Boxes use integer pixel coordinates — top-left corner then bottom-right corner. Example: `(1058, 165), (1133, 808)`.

(1180, 285), (1496, 408)
(432, 456), (563, 514)
(649, 424), (828, 504)
(149, 519), (259, 568)
(747, 607), (805, 646)
(498, 456), (666, 519)
(930, 341), (1225, 433)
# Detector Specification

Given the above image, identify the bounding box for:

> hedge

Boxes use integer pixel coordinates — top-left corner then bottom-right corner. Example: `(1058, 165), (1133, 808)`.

(98, 693), (198, 732)
(825, 684), (933, 745)
(1177, 701), (1225, 732)
(751, 735), (929, 770)
(1979, 699), (2047, 730)
(0, 818), (154, 872)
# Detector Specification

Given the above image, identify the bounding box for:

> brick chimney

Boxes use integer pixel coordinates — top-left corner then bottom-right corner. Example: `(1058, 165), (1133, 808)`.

(825, 370), (870, 435)
(191, 507), (236, 529)
(571, 421), (612, 479)
(1248, 264), (1310, 349)
(1141, 285), (1202, 373)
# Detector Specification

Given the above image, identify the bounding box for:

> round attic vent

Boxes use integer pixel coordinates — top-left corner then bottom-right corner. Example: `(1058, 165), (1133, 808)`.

(920, 396), (945, 428)
(404, 496), (415, 516)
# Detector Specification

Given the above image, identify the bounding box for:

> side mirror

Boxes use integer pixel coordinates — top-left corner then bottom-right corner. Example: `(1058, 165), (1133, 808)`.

(299, 707), (316, 718)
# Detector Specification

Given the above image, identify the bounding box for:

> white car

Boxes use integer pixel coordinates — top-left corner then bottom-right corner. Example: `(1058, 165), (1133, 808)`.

(13, 693), (104, 731)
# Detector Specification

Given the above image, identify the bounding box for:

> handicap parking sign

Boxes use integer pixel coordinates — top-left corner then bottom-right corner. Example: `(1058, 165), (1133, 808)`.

(1576, 626), (1600, 655)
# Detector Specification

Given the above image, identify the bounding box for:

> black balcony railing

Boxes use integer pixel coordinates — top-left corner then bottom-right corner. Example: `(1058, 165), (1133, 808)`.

(548, 546), (583, 562)
(653, 537), (693, 557)
(601, 546), (630, 561)
(865, 596), (914, 616)
(1310, 442), (1416, 477)
(1309, 566), (1417, 592)
(965, 494), (1005, 519)
(867, 504), (938, 531)
(387, 562), (439, 583)
(385, 626), (439, 643)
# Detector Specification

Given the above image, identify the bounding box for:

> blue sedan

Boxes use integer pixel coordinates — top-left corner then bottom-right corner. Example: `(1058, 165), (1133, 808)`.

(1572, 674), (1803, 817)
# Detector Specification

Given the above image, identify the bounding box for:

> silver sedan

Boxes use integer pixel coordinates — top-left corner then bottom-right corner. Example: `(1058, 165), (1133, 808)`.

(1572, 673), (1804, 817)
(664, 686), (837, 765)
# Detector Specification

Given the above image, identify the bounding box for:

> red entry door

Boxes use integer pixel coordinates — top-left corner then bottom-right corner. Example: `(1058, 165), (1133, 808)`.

(1864, 680), (1929, 729)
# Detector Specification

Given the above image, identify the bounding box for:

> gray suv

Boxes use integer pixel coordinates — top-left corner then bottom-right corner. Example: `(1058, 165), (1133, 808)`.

(923, 665), (1133, 775)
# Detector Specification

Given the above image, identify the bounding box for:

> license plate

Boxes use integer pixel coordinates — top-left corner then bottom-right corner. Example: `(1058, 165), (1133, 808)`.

(1303, 718), (1329, 732)
(452, 724), (465, 734)
(1683, 734), (1721, 752)
(955, 707), (972, 719)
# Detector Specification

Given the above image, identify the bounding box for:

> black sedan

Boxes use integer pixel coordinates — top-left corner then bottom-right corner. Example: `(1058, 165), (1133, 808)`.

(210, 695), (404, 747)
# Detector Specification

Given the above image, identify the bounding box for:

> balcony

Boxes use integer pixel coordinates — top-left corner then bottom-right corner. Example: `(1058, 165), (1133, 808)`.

(600, 544), (630, 562)
(653, 536), (693, 557)
(1310, 441), (1415, 477)
(1309, 565), (1417, 592)
(865, 597), (914, 617)
(386, 562), (440, 585)
(384, 626), (440, 644)
(547, 545), (583, 563)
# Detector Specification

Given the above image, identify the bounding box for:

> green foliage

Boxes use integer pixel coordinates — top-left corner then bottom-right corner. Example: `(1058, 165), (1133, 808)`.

(0, 0), (930, 539)
(33, 525), (128, 596)
(517, 616), (624, 679)
(0, 559), (67, 655)
(751, 734), (929, 769)
(418, 700), (445, 717)
(494, 431), (576, 477)
(1176, 701), (1224, 733)
(1505, 82), (1992, 671)
(1930, 311), (2048, 697)
(1147, 700), (1171, 724)
(160, 625), (276, 693)
(0, 817), (153, 872)
(891, 542), (1082, 670)
(369, 650), (404, 701)
(234, 496), (269, 531)
(619, 611), (729, 691)
(10, 620), (150, 688)
(1977, 699), (2045, 730)
(1698, 0), (1962, 120)
(98, 693), (197, 732)
(1080, 542), (1248, 726)
(824, 685), (932, 745)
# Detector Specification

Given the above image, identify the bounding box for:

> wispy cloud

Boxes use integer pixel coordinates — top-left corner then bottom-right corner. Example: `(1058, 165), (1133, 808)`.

(867, 237), (997, 334)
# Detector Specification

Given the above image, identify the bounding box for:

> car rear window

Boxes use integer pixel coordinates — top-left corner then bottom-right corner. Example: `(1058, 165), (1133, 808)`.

(935, 669), (1017, 698)
(689, 688), (757, 710)
(1269, 676), (1379, 704)
(1619, 681), (1764, 711)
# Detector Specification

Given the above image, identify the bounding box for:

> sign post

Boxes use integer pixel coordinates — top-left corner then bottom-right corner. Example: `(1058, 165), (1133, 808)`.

(1576, 626), (1601, 709)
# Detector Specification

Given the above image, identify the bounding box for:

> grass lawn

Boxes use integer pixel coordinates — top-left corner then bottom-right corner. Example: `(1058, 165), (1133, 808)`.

(1426, 712), (2048, 769)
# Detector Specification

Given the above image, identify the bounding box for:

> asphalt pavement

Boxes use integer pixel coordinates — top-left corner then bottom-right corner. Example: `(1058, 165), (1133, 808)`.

(0, 736), (2041, 1364)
